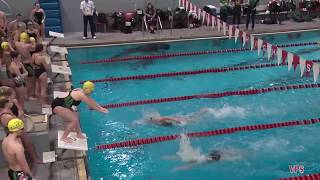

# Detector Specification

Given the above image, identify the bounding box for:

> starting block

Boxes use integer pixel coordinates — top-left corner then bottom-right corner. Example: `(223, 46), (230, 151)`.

(50, 46), (68, 55)
(43, 151), (56, 163)
(57, 131), (88, 151)
(49, 31), (64, 38)
(51, 64), (71, 75)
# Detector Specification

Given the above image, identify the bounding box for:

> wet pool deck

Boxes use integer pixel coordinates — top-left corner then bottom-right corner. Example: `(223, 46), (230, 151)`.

(0, 18), (320, 180)
(53, 19), (320, 48)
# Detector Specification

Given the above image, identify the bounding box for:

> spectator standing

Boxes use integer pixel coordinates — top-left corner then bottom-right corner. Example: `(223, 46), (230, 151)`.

(232, 0), (243, 28)
(145, 3), (157, 33)
(219, 0), (229, 22)
(30, 2), (46, 39)
(246, 0), (259, 30)
(80, 0), (96, 40)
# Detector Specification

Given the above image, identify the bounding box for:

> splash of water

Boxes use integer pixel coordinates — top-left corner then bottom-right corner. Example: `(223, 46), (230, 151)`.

(203, 104), (246, 119)
(176, 134), (207, 163)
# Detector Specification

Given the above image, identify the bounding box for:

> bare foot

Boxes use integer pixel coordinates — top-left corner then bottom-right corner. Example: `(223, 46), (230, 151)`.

(60, 137), (75, 143)
(76, 133), (87, 139)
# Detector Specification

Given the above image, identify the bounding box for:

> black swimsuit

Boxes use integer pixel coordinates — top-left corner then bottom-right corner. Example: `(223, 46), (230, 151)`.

(11, 104), (19, 117)
(34, 58), (46, 78)
(51, 90), (82, 111)
(34, 11), (44, 25)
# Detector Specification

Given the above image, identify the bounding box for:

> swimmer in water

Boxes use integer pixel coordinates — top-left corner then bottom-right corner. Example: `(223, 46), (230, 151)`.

(169, 150), (222, 172)
(148, 116), (185, 126)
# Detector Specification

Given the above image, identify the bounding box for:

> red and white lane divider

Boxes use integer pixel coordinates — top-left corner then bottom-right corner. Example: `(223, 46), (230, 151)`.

(80, 60), (320, 84)
(102, 83), (320, 109)
(278, 173), (320, 180)
(80, 42), (318, 65)
(96, 118), (320, 150)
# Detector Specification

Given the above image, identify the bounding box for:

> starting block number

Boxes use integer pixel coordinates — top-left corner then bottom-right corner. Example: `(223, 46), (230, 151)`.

(50, 46), (68, 54)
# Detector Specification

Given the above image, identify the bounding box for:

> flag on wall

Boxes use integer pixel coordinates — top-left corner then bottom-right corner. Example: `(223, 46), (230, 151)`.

(267, 43), (272, 60)
(229, 25), (233, 39)
(287, 52), (294, 71)
(292, 55), (300, 71)
(257, 39), (263, 56)
(277, 48), (282, 65)
(305, 61), (313, 77)
(223, 22), (227, 35)
(282, 50), (288, 64)
(235, 28), (239, 42)
(313, 63), (320, 82)
(299, 59), (305, 77)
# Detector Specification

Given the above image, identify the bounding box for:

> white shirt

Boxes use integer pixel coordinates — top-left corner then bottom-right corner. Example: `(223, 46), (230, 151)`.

(80, 0), (95, 16)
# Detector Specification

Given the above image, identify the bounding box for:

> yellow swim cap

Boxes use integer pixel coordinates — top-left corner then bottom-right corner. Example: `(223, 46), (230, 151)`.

(82, 81), (94, 94)
(30, 37), (36, 43)
(7, 118), (24, 132)
(20, 32), (29, 42)
(1, 41), (9, 49)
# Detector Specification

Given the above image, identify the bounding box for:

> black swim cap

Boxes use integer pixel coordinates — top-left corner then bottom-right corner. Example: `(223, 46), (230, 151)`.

(209, 150), (221, 161)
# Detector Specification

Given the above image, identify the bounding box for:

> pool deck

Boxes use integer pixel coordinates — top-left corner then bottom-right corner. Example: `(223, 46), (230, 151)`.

(0, 18), (320, 180)
(53, 18), (320, 47)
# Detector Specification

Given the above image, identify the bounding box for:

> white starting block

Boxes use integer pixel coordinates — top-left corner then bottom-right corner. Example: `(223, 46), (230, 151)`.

(50, 46), (68, 55)
(49, 31), (64, 38)
(51, 64), (71, 75)
(57, 131), (88, 151)
(42, 107), (52, 115)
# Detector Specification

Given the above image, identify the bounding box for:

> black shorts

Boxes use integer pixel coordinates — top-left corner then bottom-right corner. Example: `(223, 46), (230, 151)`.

(51, 98), (65, 112)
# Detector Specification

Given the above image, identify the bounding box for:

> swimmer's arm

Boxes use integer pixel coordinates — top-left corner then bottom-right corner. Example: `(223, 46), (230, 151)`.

(13, 99), (24, 118)
(161, 117), (183, 123)
(41, 57), (49, 71)
(30, 10), (34, 21)
(35, 31), (42, 42)
(20, 63), (28, 78)
(79, 93), (109, 113)
(41, 9), (46, 23)
(3, 14), (7, 30)
(171, 164), (195, 172)
(15, 144), (33, 178)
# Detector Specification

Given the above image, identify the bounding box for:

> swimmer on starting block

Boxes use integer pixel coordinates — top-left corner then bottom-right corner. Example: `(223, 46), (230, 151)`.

(51, 81), (108, 143)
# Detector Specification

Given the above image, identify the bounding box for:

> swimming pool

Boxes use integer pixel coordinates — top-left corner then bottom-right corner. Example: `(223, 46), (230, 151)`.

(68, 29), (320, 180)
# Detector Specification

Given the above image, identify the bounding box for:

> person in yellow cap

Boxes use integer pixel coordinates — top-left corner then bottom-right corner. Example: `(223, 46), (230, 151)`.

(14, 30), (37, 101)
(2, 118), (34, 180)
(1, 41), (9, 49)
(19, 32), (29, 42)
(51, 81), (109, 143)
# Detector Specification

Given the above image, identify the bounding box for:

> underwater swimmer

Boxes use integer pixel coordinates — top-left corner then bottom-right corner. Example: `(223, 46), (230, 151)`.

(148, 116), (185, 126)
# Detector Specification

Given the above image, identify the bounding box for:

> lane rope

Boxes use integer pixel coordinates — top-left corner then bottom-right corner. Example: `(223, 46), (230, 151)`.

(102, 83), (320, 109)
(278, 173), (320, 180)
(80, 60), (320, 84)
(96, 118), (320, 150)
(80, 42), (318, 64)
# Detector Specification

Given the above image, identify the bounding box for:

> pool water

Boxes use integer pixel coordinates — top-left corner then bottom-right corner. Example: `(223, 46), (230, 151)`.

(68, 30), (320, 180)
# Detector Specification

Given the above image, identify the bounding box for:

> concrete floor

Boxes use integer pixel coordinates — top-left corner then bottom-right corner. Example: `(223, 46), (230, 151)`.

(53, 19), (320, 47)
